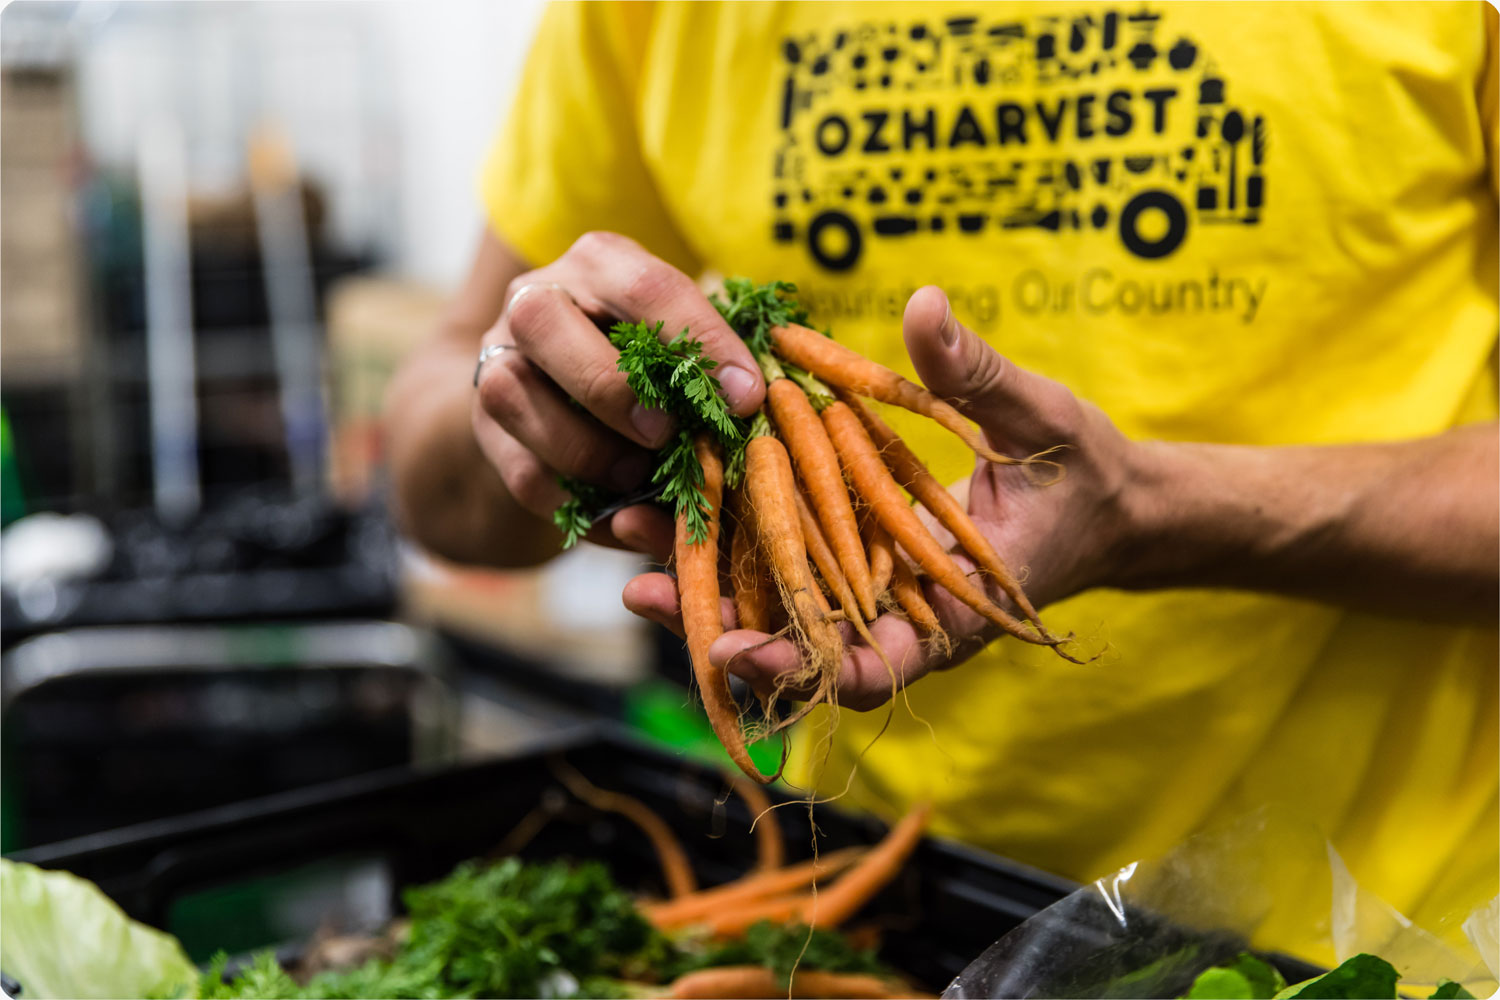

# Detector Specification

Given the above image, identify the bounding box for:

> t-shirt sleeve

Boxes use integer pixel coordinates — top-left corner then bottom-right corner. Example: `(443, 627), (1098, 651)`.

(1480, 0), (1498, 196)
(478, 0), (701, 274)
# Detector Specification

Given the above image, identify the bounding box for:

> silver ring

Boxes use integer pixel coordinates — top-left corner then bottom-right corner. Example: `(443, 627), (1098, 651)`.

(504, 281), (577, 319)
(473, 343), (520, 387)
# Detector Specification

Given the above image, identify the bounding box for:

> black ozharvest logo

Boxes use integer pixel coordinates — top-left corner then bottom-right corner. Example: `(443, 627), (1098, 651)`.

(771, 8), (1268, 271)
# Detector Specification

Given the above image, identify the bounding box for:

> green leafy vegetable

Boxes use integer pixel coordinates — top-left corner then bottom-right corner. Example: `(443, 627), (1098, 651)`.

(674, 920), (887, 988)
(1271, 953), (1399, 999)
(552, 478), (616, 549)
(206, 858), (659, 999)
(200, 859), (889, 1000)
(1182, 953), (1286, 999)
(1183, 952), (1410, 1000)
(198, 952), (300, 1000)
(0, 859), (198, 1000)
(1430, 978), (1476, 999)
(555, 321), (748, 547)
(709, 277), (811, 355)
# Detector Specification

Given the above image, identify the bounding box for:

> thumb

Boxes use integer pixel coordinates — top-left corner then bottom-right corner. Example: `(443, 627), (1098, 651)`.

(902, 285), (1069, 448)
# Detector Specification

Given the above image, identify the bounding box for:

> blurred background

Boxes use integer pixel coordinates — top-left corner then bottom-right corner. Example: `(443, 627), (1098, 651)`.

(0, 0), (749, 865)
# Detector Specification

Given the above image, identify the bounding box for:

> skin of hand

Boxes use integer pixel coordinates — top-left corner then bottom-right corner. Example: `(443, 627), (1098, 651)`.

(385, 230), (766, 568)
(622, 284), (1500, 711)
(623, 284), (1132, 708)
(471, 231), (766, 563)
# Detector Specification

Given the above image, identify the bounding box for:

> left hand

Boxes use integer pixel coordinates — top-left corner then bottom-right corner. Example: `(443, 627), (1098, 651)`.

(623, 285), (1145, 710)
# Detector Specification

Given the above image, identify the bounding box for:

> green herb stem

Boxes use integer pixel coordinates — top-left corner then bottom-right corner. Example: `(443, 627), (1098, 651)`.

(783, 363), (836, 411)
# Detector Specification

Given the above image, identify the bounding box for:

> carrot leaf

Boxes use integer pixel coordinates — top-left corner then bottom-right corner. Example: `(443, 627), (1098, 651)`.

(553, 478), (615, 548)
(711, 278), (812, 355)
(553, 320), (749, 547)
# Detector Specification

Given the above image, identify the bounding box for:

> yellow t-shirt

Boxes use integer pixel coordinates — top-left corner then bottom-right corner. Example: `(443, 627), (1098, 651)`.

(482, 0), (1499, 954)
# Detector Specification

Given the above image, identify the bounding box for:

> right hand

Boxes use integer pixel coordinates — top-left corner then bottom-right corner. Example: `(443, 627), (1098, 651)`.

(471, 231), (766, 562)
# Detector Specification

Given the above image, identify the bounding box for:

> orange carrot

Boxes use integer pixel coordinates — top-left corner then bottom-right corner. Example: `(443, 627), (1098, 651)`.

(795, 483), (900, 703)
(678, 434), (774, 784)
(643, 847), (864, 929)
(862, 514), (895, 597)
(548, 758), (698, 898)
(889, 552), (942, 636)
(771, 323), (1016, 466)
(667, 966), (904, 999)
(729, 501), (772, 632)
(819, 402), (1056, 649)
(805, 555), (833, 614)
(796, 802), (933, 929)
(745, 433), (843, 698)
(695, 891), (809, 937)
(794, 486), (854, 618)
(846, 392), (1044, 629)
(767, 377), (877, 621)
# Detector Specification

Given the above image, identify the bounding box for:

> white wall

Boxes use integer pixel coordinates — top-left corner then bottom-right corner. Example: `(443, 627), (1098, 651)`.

(61, 0), (547, 290)
(374, 0), (547, 290)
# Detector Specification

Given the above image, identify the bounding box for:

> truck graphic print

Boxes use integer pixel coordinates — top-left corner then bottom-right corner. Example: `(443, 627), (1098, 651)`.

(771, 7), (1269, 271)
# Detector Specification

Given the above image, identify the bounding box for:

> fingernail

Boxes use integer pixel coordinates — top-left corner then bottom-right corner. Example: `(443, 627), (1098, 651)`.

(939, 300), (959, 348)
(611, 453), (650, 490)
(718, 365), (757, 409)
(631, 403), (672, 445)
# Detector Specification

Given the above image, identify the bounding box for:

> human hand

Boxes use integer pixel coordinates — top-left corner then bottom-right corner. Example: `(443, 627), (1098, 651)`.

(471, 232), (765, 562)
(623, 285), (1142, 709)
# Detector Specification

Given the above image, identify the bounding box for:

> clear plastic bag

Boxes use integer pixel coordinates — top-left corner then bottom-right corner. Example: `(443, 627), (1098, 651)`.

(943, 807), (1496, 999)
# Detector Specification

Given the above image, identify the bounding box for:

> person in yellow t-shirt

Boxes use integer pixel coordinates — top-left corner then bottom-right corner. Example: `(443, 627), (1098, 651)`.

(385, 1), (1498, 951)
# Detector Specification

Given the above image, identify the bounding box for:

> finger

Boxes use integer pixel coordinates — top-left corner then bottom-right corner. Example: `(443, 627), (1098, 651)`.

(473, 415), (569, 518)
(608, 505), (675, 564)
(561, 232), (765, 417)
(622, 571), (737, 636)
(475, 346), (654, 491)
(708, 614), (939, 713)
(472, 415), (655, 554)
(902, 285), (1076, 445)
(501, 281), (678, 448)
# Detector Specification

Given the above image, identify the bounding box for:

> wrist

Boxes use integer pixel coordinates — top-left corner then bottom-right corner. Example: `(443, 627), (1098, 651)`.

(1106, 438), (1202, 591)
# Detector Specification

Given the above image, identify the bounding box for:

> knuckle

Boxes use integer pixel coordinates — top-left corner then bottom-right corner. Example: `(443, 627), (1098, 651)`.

(571, 230), (632, 260)
(622, 259), (685, 311)
(971, 346), (1011, 399)
(504, 272), (540, 309)
(578, 362), (626, 414)
(505, 287), (555, 340)
(504, 455), (553, 512)
(476, 355), (530, 427)
(554, 434), (611, 481)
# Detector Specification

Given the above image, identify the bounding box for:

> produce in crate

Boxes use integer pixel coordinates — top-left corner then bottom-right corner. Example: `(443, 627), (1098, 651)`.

(187, 774), (934, 999)
(554, 280), (1081, 782)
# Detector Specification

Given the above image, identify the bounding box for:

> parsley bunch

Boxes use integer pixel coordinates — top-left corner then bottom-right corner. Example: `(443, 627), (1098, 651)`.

(199, 859), (661, 1000)
(197, 860), (892, 1000)
(554, 321), (747, 548)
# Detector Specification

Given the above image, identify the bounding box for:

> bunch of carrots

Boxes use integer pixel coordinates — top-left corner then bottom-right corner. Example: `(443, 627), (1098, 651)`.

(556, 280), (1075, 784)
(650, 801), (935, 999)
(539, 759), (936, 998)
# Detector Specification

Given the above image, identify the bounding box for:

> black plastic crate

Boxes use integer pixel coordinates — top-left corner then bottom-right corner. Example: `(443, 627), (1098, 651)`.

(9, 726), (1077, 991)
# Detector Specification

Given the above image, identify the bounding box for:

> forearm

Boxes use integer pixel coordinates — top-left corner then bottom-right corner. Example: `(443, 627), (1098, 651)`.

(384, 328), (563, 569)
(1115, 422), (1500, 621)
